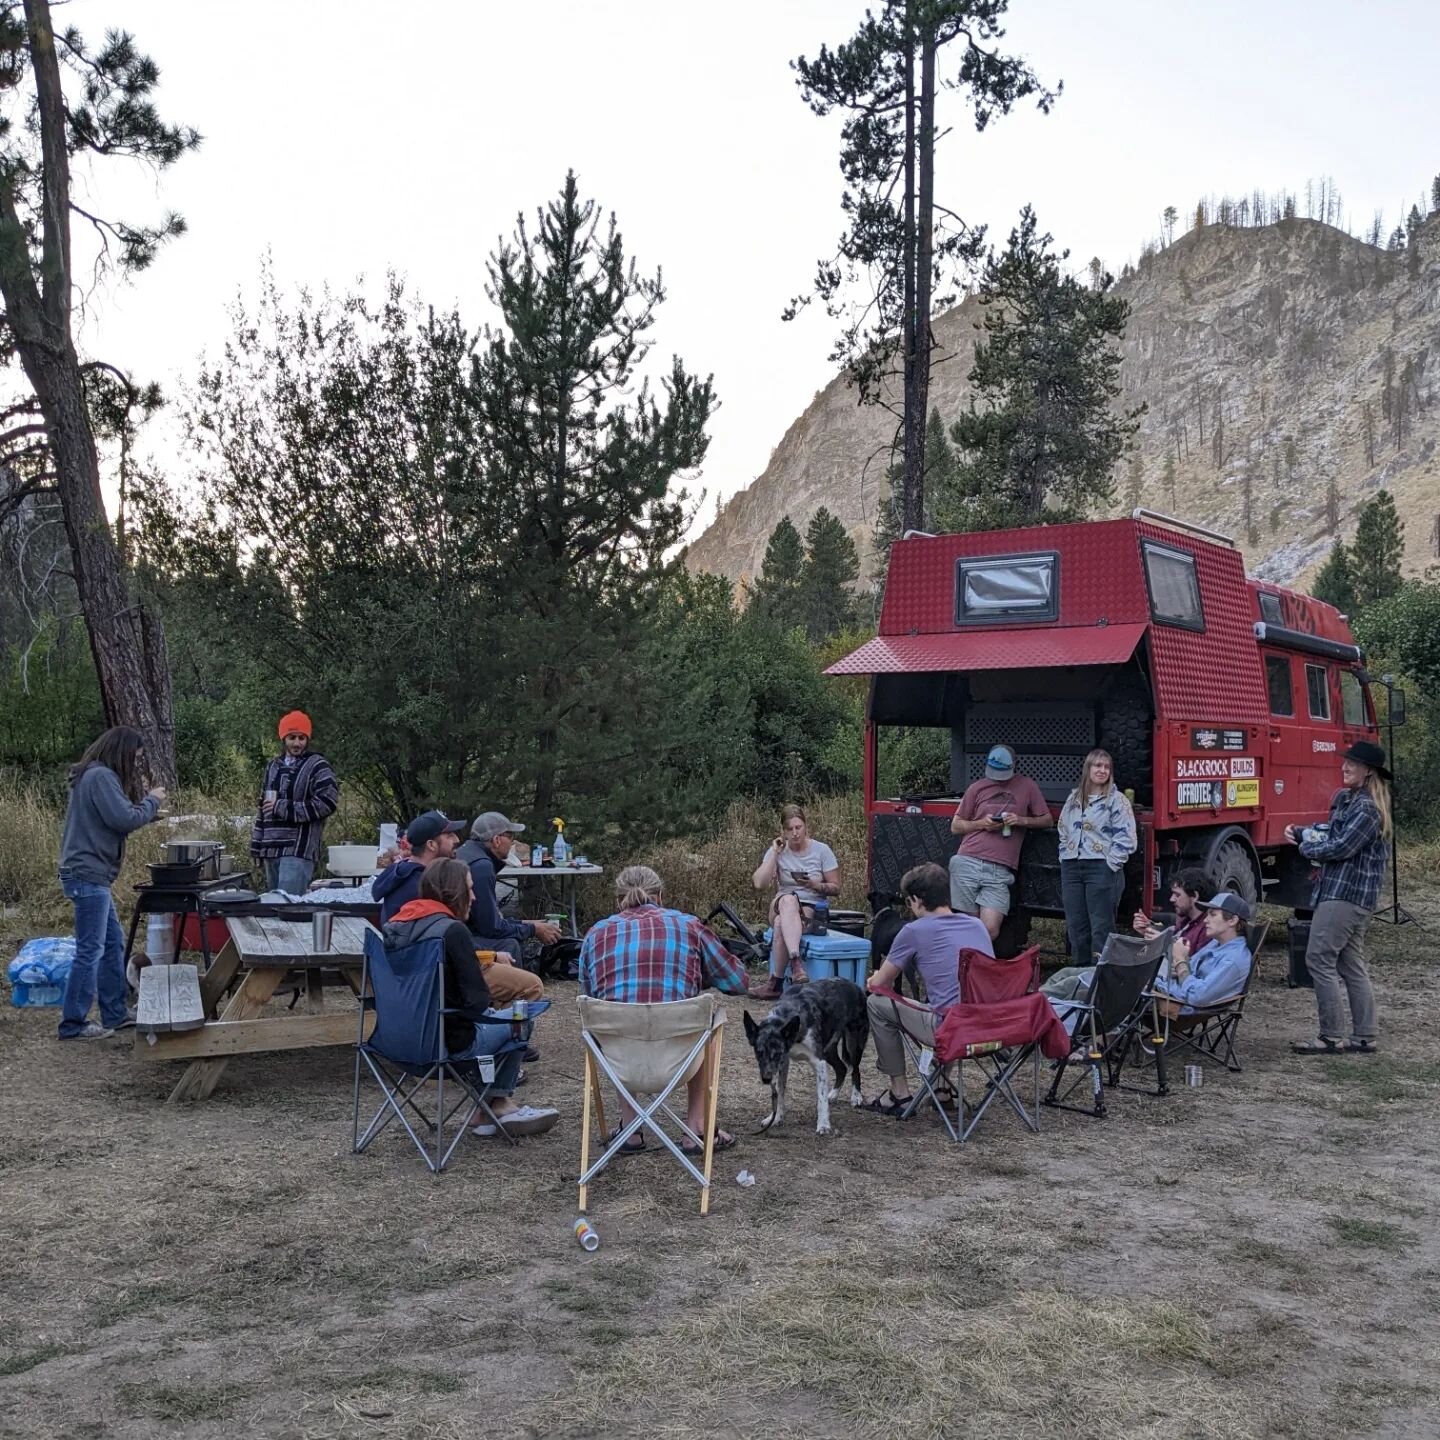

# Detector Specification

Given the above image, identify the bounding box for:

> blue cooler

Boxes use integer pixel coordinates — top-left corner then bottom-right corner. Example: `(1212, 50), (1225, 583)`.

(763, 928), (870, 986)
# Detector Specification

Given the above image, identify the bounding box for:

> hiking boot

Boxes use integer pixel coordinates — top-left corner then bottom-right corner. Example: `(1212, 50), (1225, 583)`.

(750, 975), (783, 1000)
(523, 1046), (540, 1063)
(59, 1021), (114, 1041)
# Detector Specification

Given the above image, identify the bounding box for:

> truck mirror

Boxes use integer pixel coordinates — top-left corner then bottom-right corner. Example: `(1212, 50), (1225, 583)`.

(1388, 687), (1407, 728)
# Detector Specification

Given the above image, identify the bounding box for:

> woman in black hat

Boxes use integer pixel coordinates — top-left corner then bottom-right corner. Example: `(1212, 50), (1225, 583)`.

(1283, 740), (1391, 1056)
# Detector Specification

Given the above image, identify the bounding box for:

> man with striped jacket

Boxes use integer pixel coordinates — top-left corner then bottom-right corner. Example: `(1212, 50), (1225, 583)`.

(250, 710), (339, 894)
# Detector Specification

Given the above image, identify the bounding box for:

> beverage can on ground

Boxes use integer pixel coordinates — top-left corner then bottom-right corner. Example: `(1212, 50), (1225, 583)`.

(1185, 1064), (1204, 1087)
(574, 1217), (600, 1252)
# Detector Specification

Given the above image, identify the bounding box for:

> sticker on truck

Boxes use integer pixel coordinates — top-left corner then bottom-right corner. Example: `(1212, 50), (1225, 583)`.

(1176, 780), (1222, 809)
(1226, 779), (1260, 807)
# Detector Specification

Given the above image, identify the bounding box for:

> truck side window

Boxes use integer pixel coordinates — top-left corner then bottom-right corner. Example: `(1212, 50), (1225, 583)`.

(954, 552), (1058, 624)
(1141, 541), (1204, 630)
(1257, 591), (1283, 625)
(1306, 663), (1331, 721)
(1339, 670), (1367, 726)
(1266, 655), (1293, 716)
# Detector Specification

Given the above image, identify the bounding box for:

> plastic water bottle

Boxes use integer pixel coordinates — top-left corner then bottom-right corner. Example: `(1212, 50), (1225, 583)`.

(574, 1217), (600, 1251)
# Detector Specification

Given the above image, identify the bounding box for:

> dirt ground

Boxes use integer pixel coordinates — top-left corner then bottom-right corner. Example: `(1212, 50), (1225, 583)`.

(2, 901), (1439, 1440)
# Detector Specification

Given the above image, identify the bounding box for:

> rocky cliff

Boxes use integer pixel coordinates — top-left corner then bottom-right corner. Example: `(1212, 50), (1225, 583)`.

(686, 217), (1440, 591)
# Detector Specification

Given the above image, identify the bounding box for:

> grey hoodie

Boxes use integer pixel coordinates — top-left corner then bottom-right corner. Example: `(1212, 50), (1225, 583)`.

(58, 764), (160, 886)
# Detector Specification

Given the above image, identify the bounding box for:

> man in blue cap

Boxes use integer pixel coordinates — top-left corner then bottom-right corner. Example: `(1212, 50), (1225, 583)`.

(948, 743), (1052, 941)
(372, 810), (466, 923)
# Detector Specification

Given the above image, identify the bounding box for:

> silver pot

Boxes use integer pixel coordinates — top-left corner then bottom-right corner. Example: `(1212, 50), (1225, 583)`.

(165, 839), (224, 880)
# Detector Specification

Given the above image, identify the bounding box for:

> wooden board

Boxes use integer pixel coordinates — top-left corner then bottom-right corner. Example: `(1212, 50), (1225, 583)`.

(227, 914), (375, 967)
(138, 1008), (372, 1061)
(135, 964), (206, 1035)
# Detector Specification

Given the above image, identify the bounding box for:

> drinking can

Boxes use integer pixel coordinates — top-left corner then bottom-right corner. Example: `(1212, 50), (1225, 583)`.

(574, 1217), (600, 1252)
(1185, 1064), (1203, 1088)
(511, 998), (527, 1037)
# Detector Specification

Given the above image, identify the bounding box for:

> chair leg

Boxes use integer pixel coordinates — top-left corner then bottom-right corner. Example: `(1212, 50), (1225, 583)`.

(579, 1051), (595, 1215)
(700, 1028), (723, 1217)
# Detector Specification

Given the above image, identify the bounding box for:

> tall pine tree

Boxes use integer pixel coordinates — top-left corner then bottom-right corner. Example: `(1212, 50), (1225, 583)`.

(798, 507), (861, 642)
(1311, 541), (1357, 616)
(1349, 490), (1404, 610)
(950, 207), (1143, 528)
(748, 516), (806, 624)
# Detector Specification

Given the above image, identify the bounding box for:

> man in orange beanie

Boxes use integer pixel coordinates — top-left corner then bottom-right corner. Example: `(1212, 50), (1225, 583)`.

(250, 711), (339, 894)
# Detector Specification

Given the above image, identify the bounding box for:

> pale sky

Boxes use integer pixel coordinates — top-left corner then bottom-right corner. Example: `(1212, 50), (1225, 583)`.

(69, 0), (1440, 538)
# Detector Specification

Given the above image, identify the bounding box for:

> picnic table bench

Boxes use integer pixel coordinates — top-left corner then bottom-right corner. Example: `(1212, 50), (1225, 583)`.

(136, 914), (377, 1104)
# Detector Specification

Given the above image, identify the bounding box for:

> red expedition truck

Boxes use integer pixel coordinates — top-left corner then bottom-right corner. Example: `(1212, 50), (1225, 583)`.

(826, 511), (1380, 955)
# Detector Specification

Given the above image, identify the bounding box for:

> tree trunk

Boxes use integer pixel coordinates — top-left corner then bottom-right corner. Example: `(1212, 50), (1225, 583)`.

(902, 19), (937, 535)
(899, 0), (920, 533)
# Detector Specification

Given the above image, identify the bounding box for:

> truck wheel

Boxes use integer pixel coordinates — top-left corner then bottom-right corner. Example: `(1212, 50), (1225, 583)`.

(1210, 839), (1259, 905)
(1099, 672), (1154, 805)
(994, 905), (1031, 960)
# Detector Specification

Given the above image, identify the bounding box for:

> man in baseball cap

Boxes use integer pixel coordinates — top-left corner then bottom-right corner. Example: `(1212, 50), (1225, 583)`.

(372, 811), (466, 924)
(1153, 890), (1254, 1015)
(948, 742), (1052, 940)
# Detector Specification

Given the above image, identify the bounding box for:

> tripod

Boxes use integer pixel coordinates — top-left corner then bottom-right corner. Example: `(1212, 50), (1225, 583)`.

(1371, 676), (1417, 928)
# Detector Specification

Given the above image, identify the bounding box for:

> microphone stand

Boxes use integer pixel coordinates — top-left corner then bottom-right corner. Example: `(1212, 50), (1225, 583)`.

(1371, 677), (1416, 928)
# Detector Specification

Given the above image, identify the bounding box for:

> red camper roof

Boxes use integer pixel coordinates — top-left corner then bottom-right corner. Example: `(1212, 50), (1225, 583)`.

(825, 622), (1147, 675)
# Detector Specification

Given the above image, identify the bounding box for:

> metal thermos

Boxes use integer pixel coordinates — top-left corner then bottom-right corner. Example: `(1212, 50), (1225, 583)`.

(311, 911), (334, 953)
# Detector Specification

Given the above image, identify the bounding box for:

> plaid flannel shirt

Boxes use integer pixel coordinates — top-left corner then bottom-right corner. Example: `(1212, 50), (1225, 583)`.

(580, 904), (750, 1004)
(1301, 787), (1387, 911)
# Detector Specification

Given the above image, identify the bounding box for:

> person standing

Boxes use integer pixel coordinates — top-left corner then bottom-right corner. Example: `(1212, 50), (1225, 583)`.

(949, 744), (1053, 941)
(1285, 741), (1391, 1056)
(750, 803), (841, 1000)
(250, 711), (339, 894)
(57, 727), (167, 1040)
(1057, 748), (1137, 964)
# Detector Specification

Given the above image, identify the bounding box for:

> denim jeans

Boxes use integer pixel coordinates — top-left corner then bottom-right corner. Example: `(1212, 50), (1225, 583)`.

(59, 877), (129, 1037)
(264, 857), (315, 895)
(1061, 859), (1125, 964)
(465, 1020), (527, 1098)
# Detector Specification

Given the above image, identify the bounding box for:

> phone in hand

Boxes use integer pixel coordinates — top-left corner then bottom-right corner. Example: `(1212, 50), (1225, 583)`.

(988, 813), (1006, 825)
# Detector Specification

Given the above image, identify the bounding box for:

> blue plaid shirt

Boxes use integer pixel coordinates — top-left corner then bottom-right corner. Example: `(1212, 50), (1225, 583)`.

(580, 904), (749, 1004)
(1301, 787), (1387, 910)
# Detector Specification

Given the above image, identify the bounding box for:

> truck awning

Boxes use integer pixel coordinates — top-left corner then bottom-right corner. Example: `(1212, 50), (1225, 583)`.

(824, 622), (1147, 675)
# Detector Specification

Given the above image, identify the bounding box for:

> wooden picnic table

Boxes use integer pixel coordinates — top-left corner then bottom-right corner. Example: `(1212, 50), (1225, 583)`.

(136, 913), (377, 1104)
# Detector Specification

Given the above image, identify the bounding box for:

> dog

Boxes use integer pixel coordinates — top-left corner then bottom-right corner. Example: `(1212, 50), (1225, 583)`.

(742, 977), (869, 1135)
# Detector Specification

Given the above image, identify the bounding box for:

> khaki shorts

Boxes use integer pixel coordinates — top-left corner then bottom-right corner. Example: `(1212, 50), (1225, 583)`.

(948, 854), (1014, 916)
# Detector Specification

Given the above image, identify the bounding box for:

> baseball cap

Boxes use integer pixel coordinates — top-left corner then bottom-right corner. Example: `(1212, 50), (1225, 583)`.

(470, 811), (526, 842)
(1201, 891), (1253, 922)
(984, 744), (1016, 781)
(404, 811), (467, 849)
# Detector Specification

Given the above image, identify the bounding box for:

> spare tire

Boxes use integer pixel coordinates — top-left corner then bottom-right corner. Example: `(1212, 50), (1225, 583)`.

(1210, 838), (1259, 905)
(1099, 670), (1155, 805)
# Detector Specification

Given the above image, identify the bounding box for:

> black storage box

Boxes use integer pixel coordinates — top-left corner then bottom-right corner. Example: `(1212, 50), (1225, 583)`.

(1286, 918), (1312, 988)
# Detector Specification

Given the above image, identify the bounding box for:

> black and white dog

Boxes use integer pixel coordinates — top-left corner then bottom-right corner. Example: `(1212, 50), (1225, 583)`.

(742, 978), (870, 1135)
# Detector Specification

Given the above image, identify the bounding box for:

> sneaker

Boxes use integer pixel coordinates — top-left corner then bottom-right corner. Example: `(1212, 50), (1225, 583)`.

(523, 1046), (541, 1063)
(110, 1012), (137, 1032)
(59, 1022), (115, 1041)
(750, 976), (783, 1000)
(498, 1105), (560, 1137)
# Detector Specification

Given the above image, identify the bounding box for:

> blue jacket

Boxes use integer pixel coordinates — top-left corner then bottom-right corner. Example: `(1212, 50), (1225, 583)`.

(456, 839), (532, 943)
(372, 859), (425, 924)
(1156, 934), (1252, 1011)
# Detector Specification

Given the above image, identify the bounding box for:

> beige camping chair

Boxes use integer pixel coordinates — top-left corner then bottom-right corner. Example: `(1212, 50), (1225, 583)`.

(577, 992), (727, 1216)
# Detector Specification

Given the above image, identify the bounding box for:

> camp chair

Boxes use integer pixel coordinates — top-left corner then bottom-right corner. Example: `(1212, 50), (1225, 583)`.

(869, 945), (1041, 1141)
(577, 992), (727, 1216)
(704, 902), (769, 973)
(1042, 928), (1171, 1119)
(1117, 921), (1268, 1096)
(352, 927), (544, 1174)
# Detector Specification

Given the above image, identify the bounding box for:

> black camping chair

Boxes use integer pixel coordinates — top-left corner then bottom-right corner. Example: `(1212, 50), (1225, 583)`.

(1115, 922), (1268, 1097)
(1042, 928), (1172, 1119)
(704, 902), (770, 973)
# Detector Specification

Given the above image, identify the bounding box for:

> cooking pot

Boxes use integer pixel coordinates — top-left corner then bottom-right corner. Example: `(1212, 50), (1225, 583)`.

(165, 839), (225, 881)
(327, 844), (380, 878)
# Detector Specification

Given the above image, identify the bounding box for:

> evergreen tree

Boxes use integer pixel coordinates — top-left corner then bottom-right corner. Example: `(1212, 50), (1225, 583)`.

(1161, 206), (1177, 245)
(874, 407), (961, 571)
(1350, 490), (1405, 609)
(1432, 175), (1440, 215)
(949, 207), (1143, 527)
(787, 2), (1056, 533)
(748, 516), (805, 623)
(1311, 541), (1356, 615)
(799, 508), (861, 642)
(1161, 453), (1177, 509)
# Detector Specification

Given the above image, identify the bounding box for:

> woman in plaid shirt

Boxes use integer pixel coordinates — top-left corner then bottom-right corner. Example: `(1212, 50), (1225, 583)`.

(1284, 741), (1392, 1056)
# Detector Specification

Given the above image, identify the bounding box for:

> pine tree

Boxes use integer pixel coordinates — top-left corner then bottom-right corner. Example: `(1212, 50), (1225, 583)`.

(1123, 452), (1143, 512)
(1432, 175), (1440, 215)
(798, 507), (861, 642)
(1350, 490), (1404, 609)
(1161, 453), (1177, 509)
(1407, 204), (1424, 278)
(949, 207), (1143, 527)
(1311, 542), (1357, 615)
(748, 516), (806, 623)
(874, 407), (963, 570)
(788, 3), (1056, 533)
(1162, 206), (1177, 245)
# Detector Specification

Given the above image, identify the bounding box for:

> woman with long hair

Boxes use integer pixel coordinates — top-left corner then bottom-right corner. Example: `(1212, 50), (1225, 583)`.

(1285, 740), (1392, 1056)
(57, 726), (167, 1039)
(1057, 748), (1137, 964)
(380, 857), (558, 1136)
(751, 803), (840, 1000)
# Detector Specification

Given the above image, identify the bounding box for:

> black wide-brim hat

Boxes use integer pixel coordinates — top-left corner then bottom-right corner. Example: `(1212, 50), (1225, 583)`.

(1343, 739), (1391, 780)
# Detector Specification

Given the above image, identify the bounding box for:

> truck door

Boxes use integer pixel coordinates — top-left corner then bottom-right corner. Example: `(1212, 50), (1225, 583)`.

(1296, 659), (1344, 820)
(1263, 652), (1307, 840)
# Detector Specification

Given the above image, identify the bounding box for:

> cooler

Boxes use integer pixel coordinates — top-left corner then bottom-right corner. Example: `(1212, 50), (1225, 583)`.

(798, 930), (871, 985)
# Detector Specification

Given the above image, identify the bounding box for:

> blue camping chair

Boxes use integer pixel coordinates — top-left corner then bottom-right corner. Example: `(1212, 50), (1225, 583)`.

(352, 926), (549, 1173)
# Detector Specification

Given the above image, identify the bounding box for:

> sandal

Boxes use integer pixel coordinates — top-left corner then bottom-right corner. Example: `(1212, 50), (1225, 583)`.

(866, 1090), (911, 1117)
(1291, 1038), (1347, 1056)
(681, 1131), (736, 1155)
(603, 1131), (646, 1154)
(1346, 1040), (1379, 1055)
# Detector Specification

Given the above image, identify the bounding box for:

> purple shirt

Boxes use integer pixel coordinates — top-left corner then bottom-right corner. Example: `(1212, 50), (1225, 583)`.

(887, 912), (995, 1010)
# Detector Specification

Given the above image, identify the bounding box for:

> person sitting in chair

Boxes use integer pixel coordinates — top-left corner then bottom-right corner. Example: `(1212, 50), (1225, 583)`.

(373, 810), (466, 923)
(864, 862), (993, 1117)
(579, 865), (748, 1153)
(1132, 867), (1210, 953)
(381, 858), (558, 1138)
(1151, 891), (1254, 1016)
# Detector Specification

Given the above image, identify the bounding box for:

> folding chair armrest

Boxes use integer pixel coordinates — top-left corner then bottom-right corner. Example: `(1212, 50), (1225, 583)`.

(869, 985), (933, 1014)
